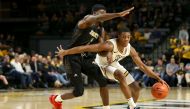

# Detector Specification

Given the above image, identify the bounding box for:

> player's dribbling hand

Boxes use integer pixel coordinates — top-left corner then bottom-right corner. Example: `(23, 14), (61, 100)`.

(55, 45), (67, 57)
(118, 6), (134, 17)
(158, 78), (170, 90)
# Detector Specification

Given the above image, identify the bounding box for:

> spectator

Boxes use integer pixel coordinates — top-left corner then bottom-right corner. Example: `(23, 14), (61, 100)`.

(154, 58), (166, 79)
(180, 42), (190, 65)
(10, 54), (34, 88)
(169, 35), (179, 50)
(0, 61), (9, 89)
(30, 55), (46, 88)
(185, 63), (190, 87)
(176, 63), (186, 87)
(51, 57), (70, 86)
(2, 55), (27, 89)
(179, 25), (189, 45)
(143, 57), (155, 87)
(164, 57), (179, 87)
(22, 55), (42, 88)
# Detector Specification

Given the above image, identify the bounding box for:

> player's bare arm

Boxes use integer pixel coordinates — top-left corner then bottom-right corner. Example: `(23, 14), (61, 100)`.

(130, 46), (167, 85)
(99, 28), (109, 43)
(55, 41), (113, 57)
(78, 7), (134, 29)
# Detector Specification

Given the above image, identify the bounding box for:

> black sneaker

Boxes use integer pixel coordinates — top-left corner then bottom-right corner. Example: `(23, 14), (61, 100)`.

(127, 106), (140, 109)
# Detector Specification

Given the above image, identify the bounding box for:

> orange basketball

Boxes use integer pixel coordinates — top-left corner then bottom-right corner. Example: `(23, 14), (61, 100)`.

(151, 82), (169, 99)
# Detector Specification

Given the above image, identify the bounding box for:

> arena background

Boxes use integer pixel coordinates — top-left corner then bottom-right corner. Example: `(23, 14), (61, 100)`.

(0, 0), (190, 109)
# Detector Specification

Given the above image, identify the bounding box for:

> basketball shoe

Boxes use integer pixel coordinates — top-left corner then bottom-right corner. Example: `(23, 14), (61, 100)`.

(49, 95), (62, 109)
(127, 106), (140, 109)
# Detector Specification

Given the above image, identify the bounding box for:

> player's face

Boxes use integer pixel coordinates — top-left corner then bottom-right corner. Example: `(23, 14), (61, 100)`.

(118, 32), (131, 47)
(94, 9), (106, 15)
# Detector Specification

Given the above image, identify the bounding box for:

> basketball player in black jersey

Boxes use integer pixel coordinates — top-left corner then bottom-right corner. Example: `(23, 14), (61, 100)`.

(49, 4), (134, 109)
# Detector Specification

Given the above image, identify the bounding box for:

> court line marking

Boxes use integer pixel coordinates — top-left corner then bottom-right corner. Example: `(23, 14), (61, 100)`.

(75, 98), (156, 109)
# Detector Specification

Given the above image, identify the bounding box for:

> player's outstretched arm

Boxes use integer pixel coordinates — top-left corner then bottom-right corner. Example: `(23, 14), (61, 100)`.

(130, 46), (167, 85)
(55, 42), (113, 57)
(78, 7), (134, 29)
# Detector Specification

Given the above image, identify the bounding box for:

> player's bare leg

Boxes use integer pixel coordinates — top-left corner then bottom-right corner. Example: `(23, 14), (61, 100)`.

(114, 70), (136, 108)
(100, 87), (109, 109)
(129, 82), (141, 102)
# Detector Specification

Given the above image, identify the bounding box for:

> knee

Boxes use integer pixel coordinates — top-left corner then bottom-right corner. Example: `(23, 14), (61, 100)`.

(114, 70), (125, 81)
(73, 87), (84, 97)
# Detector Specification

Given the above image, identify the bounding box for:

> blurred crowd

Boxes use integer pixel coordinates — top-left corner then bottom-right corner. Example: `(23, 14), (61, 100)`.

(0, 21), (190, 89)
(35, 0), (188, 36)
(131, 21), (190, 88)
(131, 54), (190, 88)
(0, 34), (70, 89)
(169, 23), (190, 64)
(0, 52), (70, 89)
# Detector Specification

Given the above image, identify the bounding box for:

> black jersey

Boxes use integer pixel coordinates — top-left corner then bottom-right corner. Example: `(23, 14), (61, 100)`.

(68, 24), (102, 49)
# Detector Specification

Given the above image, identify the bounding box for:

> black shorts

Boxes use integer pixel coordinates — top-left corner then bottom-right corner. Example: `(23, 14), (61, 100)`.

(64, 54), (107, 87)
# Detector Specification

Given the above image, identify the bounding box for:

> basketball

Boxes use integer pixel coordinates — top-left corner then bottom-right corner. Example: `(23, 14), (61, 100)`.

(151, 82), (169, 99)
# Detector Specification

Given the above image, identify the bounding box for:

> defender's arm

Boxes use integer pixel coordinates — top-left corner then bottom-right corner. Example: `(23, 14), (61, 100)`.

(56, 41), (113, 57)
(78, 7), (134, 29)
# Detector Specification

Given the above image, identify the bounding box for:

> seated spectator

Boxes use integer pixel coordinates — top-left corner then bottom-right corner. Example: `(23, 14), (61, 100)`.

(169, 35), (179, 50)
(30, 55), (47, 88)
(50, 57), (69, 86)
(55, 58), (70, 85)
(154, 58), (166, 79)
(39, 57), (62, 88)
(22, 55), (41, 88)
(10, 54), (34, 89)
(173, 42), (183, 58)
(2, 55), (28, 89)
(164, 57), (179, 87)
(143, 57), (156, 87)
(181, 42), (190, 64)
(0, 61), (9, 89)
(185, 63), (190, 87)
(176, 63), (186, 87)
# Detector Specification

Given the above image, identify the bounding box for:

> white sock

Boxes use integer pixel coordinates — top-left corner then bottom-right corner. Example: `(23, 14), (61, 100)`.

(55, 95), (63, 102)
(177, 75), (182, 85)
(103, 105), (110, 109)
(128, 97), (136, 109)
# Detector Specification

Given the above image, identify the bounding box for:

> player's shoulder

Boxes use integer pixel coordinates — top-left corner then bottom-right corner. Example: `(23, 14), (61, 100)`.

(77, 14), (94, 29)
(107, 38), (116, 44)
(108, 38), (116, 42)
(83, 15), (93, 20)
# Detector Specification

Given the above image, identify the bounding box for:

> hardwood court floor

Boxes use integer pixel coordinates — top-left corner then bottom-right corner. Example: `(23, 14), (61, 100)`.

(0, 86), (190, 109)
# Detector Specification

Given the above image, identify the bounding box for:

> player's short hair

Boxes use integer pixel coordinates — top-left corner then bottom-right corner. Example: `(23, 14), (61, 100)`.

(117, 28), (131, 37)
(92, 4), (106, 13)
